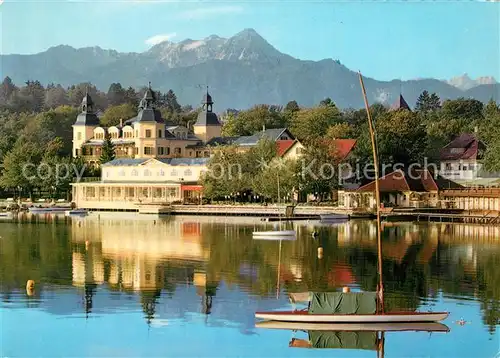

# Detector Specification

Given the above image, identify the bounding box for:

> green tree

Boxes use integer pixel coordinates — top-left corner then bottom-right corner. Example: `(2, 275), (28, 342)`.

(290, 105), (341, 143)
(164, 89), (182, 113)
(107, 83), (126, 106)
(295, 139), (339, 201)
(415, 91), (441, 113)
(319, 97), (336, 107)
(20, 80), (45, 112)
(221, 112), (243, 137)
(284, 100), (300, 113)
(377, 109), (427, 165)
(326, 123), (354, 139)
(100, 103), (136, 127)
(0, 142), (42, 198)
(440, 98), (484, 128)
(227, 105), (286, 136)
(480, 99), (500, 145)
(45, 84), (69, 109)
(253, 157), (297, 203)
(68, 83), (107, 110)
(124, 86), (139, 106)
(0, 76), (17, 107)
(99, 134), (116, 164)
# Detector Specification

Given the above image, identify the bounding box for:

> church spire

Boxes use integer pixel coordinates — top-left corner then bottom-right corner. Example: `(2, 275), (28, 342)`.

(81, 88), (94, 114)
(202, 86), (213, 113)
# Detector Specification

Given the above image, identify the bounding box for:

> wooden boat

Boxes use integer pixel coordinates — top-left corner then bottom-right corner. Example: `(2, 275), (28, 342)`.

(255, 320), (450, 332)
(255, 310), (449, 323)
(319, 213), (349, 221)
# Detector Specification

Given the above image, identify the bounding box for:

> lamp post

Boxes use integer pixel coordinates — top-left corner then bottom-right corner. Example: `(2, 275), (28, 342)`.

(17, 186), (22, 206)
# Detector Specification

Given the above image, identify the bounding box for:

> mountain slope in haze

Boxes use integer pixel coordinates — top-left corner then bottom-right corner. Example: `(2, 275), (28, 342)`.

(1, 29), (498, 110)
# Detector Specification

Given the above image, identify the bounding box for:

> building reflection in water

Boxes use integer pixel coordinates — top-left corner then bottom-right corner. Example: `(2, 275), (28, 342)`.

(71, 215), (212, 323)
(65, 215), (500, 331)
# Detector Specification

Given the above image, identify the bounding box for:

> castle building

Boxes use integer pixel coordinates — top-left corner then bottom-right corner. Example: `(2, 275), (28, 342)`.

(72, 85), (222, 164)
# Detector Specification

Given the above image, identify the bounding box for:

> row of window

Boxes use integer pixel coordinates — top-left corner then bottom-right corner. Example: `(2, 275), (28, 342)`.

(77, 129), (189, 141)
(143, 147), (182, 155)
(444, 163), (476, 171)
(110, 168), (194, 177)
(189, 150), (210, 158)
(84, 187), (179, 198)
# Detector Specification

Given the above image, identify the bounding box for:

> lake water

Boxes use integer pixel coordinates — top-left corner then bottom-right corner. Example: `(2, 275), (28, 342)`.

(1, 214), (499, 357)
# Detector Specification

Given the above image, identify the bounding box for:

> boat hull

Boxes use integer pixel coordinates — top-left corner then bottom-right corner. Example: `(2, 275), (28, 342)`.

(252, 230), (296, 237)
(65, 210), (88, 217)
(255, 321), (450, 332)
(29, 207), (67, 213)
(255, 311), (449, 323)
(320, 214), (349, 221)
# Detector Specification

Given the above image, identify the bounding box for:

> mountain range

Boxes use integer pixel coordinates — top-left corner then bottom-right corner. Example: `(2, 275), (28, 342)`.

(1, 28), (498, 110)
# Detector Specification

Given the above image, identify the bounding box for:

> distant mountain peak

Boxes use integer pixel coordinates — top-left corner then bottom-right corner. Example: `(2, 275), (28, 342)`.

(447, 74), (497, 91)
(236, 28), (260, 36)
(1, 29), (498, 110)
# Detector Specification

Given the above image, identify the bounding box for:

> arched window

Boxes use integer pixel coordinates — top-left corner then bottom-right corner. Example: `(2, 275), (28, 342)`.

(144, 169), (152, 177)
(132, 169), (138, 176)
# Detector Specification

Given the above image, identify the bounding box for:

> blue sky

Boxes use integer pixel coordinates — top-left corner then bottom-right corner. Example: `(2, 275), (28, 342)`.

(0, 0), (499, 81)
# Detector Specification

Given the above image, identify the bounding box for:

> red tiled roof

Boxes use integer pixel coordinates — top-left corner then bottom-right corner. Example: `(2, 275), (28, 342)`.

(324, 139), (357, 162)
(357, 169), (438, 193)
(440, 133), (484, 161)
(276, 140), (296, 157)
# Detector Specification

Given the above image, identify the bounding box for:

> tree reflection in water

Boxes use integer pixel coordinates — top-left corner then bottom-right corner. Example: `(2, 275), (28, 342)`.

(0, 218), (499, 332)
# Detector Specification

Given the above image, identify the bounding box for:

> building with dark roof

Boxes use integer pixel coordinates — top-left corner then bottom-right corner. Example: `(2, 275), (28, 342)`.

(439, 133), (486, 183)
(72, 85), (221, 164)
(73, 83), (306, 166)
(193, 90), (222, 143)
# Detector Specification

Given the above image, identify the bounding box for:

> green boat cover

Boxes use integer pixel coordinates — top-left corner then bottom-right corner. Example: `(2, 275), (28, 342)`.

(308, 331), (377, 350)
(308, 292), (377, 315)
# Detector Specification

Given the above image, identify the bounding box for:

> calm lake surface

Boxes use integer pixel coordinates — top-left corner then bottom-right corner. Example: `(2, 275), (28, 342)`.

(1, 214), (499, 357)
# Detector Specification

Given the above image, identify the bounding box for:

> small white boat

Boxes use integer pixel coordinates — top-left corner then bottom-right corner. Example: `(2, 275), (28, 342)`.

(255, 320), (450, 332)
(255, 310), (449, 323)
(253, 230), (296, 237)
(0, 212), (13, 219)
(252, 234), (297, 241)
(320, 213), (349, 221)
(65, 209), (88, 217)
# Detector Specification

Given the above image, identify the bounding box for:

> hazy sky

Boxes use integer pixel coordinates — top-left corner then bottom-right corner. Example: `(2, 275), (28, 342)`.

(1, 0), (499, 81)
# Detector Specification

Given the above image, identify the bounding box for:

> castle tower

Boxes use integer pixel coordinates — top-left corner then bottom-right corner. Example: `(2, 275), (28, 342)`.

(193, 89), (221, 143)
(72, 91), (100, 158)
(133, 83), (165, 158)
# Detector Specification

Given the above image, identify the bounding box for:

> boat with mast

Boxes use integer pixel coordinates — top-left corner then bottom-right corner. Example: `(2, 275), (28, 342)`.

(254, 72), (449, 324)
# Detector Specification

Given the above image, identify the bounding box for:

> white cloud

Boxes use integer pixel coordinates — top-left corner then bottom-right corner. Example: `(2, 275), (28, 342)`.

(145, 33), (177, 46)
(178, 6), (243, 20)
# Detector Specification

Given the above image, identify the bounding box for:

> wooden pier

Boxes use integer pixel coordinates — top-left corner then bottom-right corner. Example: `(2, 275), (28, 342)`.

(383, 210), (500, 224)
